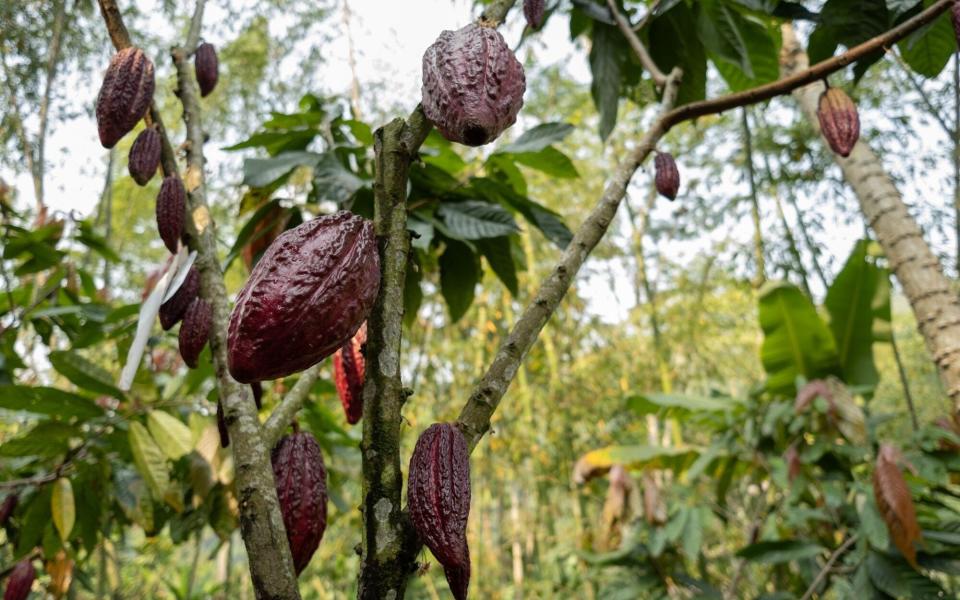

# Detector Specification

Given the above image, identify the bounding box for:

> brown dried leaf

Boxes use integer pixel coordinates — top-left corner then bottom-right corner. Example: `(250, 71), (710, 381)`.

(873, 443), (922, 569)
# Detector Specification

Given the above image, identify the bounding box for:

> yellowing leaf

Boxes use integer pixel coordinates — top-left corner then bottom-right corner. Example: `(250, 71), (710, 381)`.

(129, 421), (170, 500)
(45, 549), (74, 599)
(51, 477), (75, 542)
(147, 410), (193, 460)
(873, 443), (922, 569)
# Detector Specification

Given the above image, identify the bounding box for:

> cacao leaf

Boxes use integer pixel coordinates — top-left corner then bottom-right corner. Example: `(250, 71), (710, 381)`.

(649, 2), (708, 106)
(0, 385), (103, 419)
(439, 239), (479, 322)
(873, 444), (922, 569)
(627, 393), (737, 418)
(147, 411), (194, 460)
(476, 237), (519, 296)
(897, 0), (955, 77)
(242, 151), (323, 188)
(439, 201), (520, 240)
(588, 23), (621, 141)
(573, 445), (701, 484)
(51, 478), (75, 542)
(497, 122), (573, 154)
(129, 421), (171, 500)
(48, 350), (124, 399)
(511, 147), (579, 179)
(735, 539), (824, 564)
(311, 152), (365, 204)
(0, 421), (76, 457)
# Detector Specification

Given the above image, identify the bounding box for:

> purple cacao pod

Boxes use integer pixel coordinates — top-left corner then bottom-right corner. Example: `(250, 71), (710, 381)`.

(421, 23), (526, 146)
(194, 42), (219, 97)
(817, 87), (859, 158)
(0, 493), (17, 527)
(408, 423), (471, 600)
(216, 399), (229, 448)
(333, 323), (366, 425)
(179, 297), (212, 369)
(128, 127), (162, 185)
(272, 431), (328, 575)
(2, 559), (35, 600)
(251, 382), (263, 410)
(523, 0), (546, 30)
(159, 267), (200, 330)
(227, 211), (380, 383)
(156, 176), (186, 254)
(654, 152), (680, 201)
(96, 47), (155, 149)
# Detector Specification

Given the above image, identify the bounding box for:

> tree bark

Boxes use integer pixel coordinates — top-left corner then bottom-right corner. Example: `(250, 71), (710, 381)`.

(782, 25), (960, 406)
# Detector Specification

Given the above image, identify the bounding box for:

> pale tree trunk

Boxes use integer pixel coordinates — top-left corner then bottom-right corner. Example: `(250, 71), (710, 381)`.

(741, 108), (766, 286)
(782, 25), (960, 406)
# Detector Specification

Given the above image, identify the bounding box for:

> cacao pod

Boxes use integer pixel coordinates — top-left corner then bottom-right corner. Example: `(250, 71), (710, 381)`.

(159, 266), (200, 330)
(523, 0), (545, 30)
(179, 297), (212, 368)
(0, 493), (17, 527)
(654, 152), (680, 201)
(156, 176), (186, 254)
(227, 211), (380, 383)
(333, 322), (366, 425)
(96, 47), (155, 149)
(194, 42), (219, 97)
(251, 382), (263, 410)
(128, 127), (162, 185)
(3, 559), (35, 600)
(817, 87), (859, 158)
(408, 423), (471, 600)
(421, 23), (526, 146)
(272, 431), (328, 575)
(216, 399), (229, 448)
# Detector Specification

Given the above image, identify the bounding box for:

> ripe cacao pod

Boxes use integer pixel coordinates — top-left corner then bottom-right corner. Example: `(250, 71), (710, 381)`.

(96, 47), (155, 149)
(272, 431), (328, 575)
(421, 23), (526, 146)
(408, 423), (471, 600)
(194, 42), (219, 97)
(0, 493), (17, 527)
(3, 559), (35, 600)
(179, 297), (212, 368)
(156, 176), (186, 254)
(817, 87), (859, 158)
(333, 323), (366, 425)
(654, 152), (680, 201)
(216, 399), (229, 448)
(251, 382), (263, 410)
(523, 0), (545, 30)
(128, 127), (161, 186)
(159, 266), (200, 331)
(227, 211), (380, 383)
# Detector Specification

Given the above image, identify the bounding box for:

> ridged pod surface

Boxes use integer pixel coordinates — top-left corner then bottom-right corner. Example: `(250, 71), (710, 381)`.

(156, 176), (186, 254)
(421, 23), (526, 146)
(216, 399), (229, 448)
(0, 493), (17, 527)
(654, 152), (680, 200)
(523, 0), (545, 29)
(3, 559), (35, 600)
(408, 423), (471, 600)
(128, 127), (161, 185)
(96, 47), (155, 149)
(817, 87), (860, 158)
(227, 211), (380, 383)
(194, 42), (219, 97)
(179, 297), (212, 368)
(272, 432), (328, 575)
(159, 267), (200, 330)
(333, 323), (366, 424)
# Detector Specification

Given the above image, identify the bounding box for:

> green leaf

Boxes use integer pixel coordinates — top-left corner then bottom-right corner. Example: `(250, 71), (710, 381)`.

(897, 1), (955, 78)
(129, 421), (171, 501)
(223, 129), (317, 154)
(438, 201), (520, 240)
(682, 506), (705, 561)
(477, 237), (519, 296)
(471, 178), (572, 249)
(886, 0), (922, 19)
(574, 445), (701, 482)
(650, 2), (708, 106)
(147, 411), (194, 461)
(589, 23), (622, 140)
(0, 385), (103, 419)
(242, 151), (323, 188)
(867, 551), (944, 598)
(48, 350), (124, 399)
(511, 147), (579, 179)
(627, 393), (737, 417)
(698, 0), (757, 78)
(807, 0), (889, 79)
(439, 240), (480, 322)
(735, 540), (824, 564)
(758, 282), (841, 395)
(710, 18), (781, 92)
(312, 152), (365, 204)
(498, 122), (574, 154)
(0, 421), (77, 457)
(51, 477), (75, 542)
(17, 486), (52, 556)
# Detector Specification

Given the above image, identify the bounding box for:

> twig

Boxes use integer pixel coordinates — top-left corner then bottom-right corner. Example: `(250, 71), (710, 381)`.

(605, 0), (666, 86)
(890, 328), (918, 431)
(264, 363), (322, 447)
(798, 535), (858, 600)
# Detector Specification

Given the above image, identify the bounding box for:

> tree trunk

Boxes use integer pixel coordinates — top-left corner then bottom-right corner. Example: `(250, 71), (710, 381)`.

(782, 25), (960, 406)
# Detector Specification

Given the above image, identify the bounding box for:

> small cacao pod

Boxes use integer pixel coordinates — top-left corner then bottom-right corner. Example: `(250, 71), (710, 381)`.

(156, 176), (186, 254)
(408, 423), (471, 600)
(227, 211), (380, 383)
(654, 152), (680, 200)
(216, 399), (229, 448)
(817, 87), (859, 158)
(272, 431), (328, 575)
(194, 42), (219, 97)
(251, 382), (263, 410)
(421, 23), (526, 146)
(128, 127), (161, 185)
(523, 0), (545, 30)
(333, 322), (366, 425)
(179, 297), (212, 368)
(159, 266), (200, 330)
(3, 559), (35, 600)
(0, 493), (17, 527)
(96, 47), (155, 149)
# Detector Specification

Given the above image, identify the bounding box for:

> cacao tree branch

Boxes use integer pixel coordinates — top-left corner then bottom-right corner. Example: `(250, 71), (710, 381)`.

(798, 534), (858, 600)
(264, 364), (323, 447)
(96, 1), (301, 597)
(605, 0), (667, 87)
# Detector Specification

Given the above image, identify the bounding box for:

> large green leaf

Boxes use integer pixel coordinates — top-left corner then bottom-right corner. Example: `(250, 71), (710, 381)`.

(128, 422), (171, 501)
(497, 122), (574, 154)
(0, 385), (103, 419)
(312, 152), (365, 204)
(48, 350), (124, 399)
(438, 201), (520, 240)
(708, 10), (781, 92)
(511, 147), (579, 179)
(758, 282), (841, 395)
(147, 411), (194, 461)
(807, 0), (889, 79)
(0, 421), (77, 458)
(627, 393), (738, 417)
(736, 540), (824, 564)
(589, 23), (622, 141)
(897, 0), (955, 78)
(477, 237), (519, 296)
(649, 1), (708, 106)
(439, 239), (480, 322)
(471, 178), (573, 249)
(242, 151), (323, 188)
